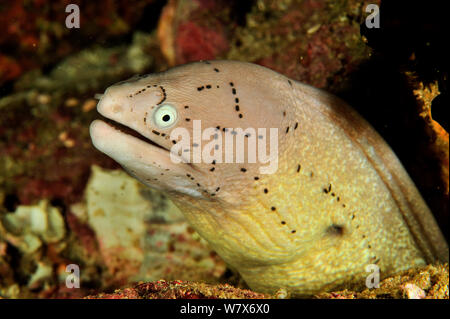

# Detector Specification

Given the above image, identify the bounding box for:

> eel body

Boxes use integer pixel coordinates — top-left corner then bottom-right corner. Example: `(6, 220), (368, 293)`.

(90, 60), (448, 296)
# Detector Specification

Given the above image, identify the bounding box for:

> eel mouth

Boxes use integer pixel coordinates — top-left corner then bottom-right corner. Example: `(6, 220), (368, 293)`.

(90, 116), (192, 171)
(90, 118), (204, 197)
(97, 113), (169, 153)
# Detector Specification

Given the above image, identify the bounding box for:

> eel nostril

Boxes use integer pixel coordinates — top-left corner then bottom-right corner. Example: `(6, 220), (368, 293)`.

(112, 105), (122, 114)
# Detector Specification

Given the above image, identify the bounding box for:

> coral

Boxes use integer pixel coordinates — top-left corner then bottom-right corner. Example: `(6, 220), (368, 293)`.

(83, 263), (449, 299)
(0, 0), (157, 85)
(86, 280), (268, 299)
(0, 200), (67, 296)
(227, 0), (375, 91)
(0, 166), (226, 298)
(0, 200), (65, 254)
(410, 77), (448, 195)
(409, 76), (449, 226)
(158, 0), (233, 67)
(158, 0), (378, 92)
(315, 263), (449, 299)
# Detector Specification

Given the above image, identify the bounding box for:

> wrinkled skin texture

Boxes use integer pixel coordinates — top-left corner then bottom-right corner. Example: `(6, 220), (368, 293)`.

(90, 61), (448, 296)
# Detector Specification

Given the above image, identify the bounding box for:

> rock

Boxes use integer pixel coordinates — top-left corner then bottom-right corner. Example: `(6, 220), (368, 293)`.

(83, 165), (149, 284)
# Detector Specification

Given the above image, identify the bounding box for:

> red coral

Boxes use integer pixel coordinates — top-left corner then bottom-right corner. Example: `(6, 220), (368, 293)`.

(175, 21), (229, 64)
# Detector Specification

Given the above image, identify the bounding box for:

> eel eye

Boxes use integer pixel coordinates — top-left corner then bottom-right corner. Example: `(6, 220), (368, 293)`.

(153, 104), (177, 128)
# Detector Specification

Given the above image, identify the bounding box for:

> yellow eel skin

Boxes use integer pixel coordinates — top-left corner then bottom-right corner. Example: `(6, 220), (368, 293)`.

(90, 60), (448, 296)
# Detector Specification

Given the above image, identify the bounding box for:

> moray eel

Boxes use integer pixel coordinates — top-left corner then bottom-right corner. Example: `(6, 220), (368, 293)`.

(90, 60), (448, 296)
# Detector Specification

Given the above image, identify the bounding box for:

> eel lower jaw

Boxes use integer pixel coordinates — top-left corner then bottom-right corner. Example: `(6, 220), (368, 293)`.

(97, 114), (167, 152)
(90, 120), (206, 197)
